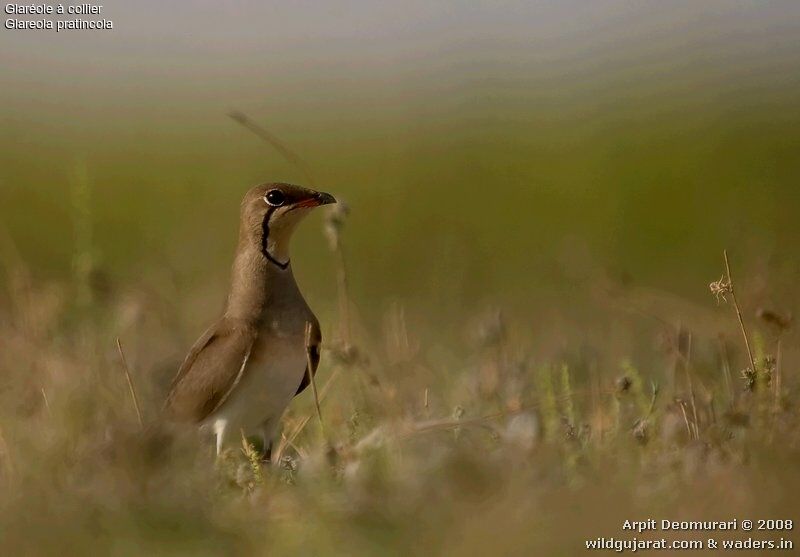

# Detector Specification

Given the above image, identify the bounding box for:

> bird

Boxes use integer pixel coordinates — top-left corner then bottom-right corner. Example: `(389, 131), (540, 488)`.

(165, 182), (336, 459)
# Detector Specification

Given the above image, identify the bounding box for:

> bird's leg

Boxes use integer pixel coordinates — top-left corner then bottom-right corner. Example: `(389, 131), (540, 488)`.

(214, 419), (227, 456)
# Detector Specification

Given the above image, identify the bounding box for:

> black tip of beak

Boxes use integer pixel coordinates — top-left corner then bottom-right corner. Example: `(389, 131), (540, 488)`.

(316, 192), (337, 205)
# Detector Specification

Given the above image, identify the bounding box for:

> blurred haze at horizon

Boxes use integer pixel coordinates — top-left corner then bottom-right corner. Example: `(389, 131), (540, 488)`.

(1, 0), (800, 329)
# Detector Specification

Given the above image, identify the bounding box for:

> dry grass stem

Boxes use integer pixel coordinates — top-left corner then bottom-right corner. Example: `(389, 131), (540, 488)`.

(274, 360), (343, 462)
(116, 337), (144, 429)
(720, 250), (758, 376)
(227, 111), (315, 187)
(685, 332), (700, 438)
(40, 387), (52, 418)
(678, 400), (694, 440)
(645, 381), (660, 419)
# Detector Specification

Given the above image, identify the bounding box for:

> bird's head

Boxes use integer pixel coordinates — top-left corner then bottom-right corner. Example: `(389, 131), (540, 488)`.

(239, 182), (336, 269)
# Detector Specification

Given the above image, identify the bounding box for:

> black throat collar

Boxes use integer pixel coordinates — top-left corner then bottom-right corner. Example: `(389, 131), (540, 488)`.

(260, 208), (290, 270)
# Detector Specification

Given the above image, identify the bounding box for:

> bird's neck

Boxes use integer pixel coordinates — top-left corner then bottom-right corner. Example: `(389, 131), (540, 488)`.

(224, 245), (297, 323)
(264, 233), (291, 268)
(257, 208), (300, 270)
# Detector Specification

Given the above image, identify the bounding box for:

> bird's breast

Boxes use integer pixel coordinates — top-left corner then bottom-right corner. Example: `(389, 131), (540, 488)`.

(209, 329), (307, 433)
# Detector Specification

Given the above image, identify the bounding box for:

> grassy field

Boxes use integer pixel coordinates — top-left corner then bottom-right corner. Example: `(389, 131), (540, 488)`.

(1, 177), (799, 554)
(2, 6), (800, 552)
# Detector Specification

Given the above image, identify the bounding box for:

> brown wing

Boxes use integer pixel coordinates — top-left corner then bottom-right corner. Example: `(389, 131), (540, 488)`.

(294, 318), (321, 397)
(165, 318), (257, 423)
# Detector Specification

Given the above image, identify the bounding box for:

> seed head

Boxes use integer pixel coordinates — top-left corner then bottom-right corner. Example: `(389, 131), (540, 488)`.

(709, 275), (732, 304)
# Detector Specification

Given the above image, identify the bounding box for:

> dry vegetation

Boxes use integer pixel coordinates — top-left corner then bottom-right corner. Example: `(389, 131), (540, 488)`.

(0, 204), (798, 556)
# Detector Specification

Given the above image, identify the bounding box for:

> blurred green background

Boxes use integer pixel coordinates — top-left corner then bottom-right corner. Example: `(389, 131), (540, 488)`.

(2, 0), (799, 325)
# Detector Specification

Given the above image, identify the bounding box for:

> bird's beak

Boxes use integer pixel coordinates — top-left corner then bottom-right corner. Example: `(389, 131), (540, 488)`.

(314, 191), (337, 206)
(293, 190), (337, 209)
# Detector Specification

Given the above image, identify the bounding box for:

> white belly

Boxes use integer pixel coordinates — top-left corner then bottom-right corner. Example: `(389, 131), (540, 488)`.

(205, 334), (307, 447)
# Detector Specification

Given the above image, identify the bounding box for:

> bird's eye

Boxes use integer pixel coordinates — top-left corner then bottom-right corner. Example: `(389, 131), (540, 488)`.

(265, 189), (286, 207)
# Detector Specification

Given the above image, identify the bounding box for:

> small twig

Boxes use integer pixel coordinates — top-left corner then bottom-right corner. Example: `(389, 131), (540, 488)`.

(645, 381), (660, 419)
(277, 366), (342, 460)
(678, 400), (694, 440)
(116, 338), (144, 429)
(280, 432), (308, 460)
(723, 250), (757, 375)
(40, 387), (52, 418)
(397, 402), (544, 441)
(685, 333), (700, 438)
(408, 416), (499, 436)
(228, 111), (315, 187)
